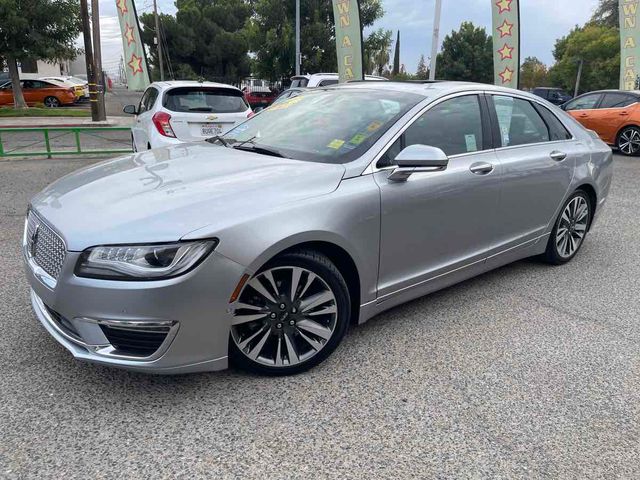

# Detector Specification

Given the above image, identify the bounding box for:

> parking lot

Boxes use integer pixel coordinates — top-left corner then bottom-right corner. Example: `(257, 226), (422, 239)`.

(0, 153), (638, 478)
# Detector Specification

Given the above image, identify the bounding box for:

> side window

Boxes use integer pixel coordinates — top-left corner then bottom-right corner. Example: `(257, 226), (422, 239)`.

(318, 79), (338, 87)
(492, 96), (550, 147)
(377, 137), (403, 168)
(599, 93), (637, 109)
(145, 88), (159, 110)
(138, 88), (155, 114)
(535, 104), (572, 141)
(564, 94), (601, 111)
(404, 95), (484, 157)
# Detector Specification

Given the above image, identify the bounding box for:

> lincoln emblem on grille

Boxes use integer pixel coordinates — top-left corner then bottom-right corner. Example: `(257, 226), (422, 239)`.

(30, 224), (40, 258)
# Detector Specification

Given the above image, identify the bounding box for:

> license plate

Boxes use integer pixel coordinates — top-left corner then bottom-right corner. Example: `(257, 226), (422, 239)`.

(201, 123), (223, 136)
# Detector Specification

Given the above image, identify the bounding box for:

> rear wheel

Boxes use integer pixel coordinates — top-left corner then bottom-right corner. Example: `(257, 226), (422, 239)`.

(229, 250), (350, 375)
(616, 126), (640, 156)
(131, 135), (137, 152)
(43, 96), (60, 108)
(543, 191), (591, 265)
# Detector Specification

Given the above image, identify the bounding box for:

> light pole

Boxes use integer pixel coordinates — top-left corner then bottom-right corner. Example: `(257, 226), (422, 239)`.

(429, 0), (442, 81)
(295, 0), (301, 76)
(154, 0), (164, 81)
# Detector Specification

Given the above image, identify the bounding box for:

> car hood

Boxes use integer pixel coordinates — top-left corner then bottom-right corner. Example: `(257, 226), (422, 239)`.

(31, 143), (345, 251)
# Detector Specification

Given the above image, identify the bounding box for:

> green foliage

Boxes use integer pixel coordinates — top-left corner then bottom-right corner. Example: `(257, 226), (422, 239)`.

(140, 0), (253, 83)
(436, 22), (493, 83)
(0, 107), (89, 117)
(364, 28), (392, 75)
(548, 23), (619, 94)
(392, 31), (400, 76)
(592, 0), (618, 28)
(520, 56), (548, 89)
(416, 54), (428, 80)
(247, 0), (384, 81)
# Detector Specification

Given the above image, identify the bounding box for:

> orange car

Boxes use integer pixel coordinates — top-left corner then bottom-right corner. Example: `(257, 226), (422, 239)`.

(0, 79), (77, 108)
(563, 90), (640, 156)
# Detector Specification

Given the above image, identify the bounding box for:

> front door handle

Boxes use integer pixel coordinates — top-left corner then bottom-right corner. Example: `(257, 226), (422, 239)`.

(550, 151), (567, 162)
(469, 162), (494, 175)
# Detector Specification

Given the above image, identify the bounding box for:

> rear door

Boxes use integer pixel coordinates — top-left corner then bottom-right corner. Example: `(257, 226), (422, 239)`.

(589, 92), (638, 144)
(20, 80), (39, 105)
(488, 94), (578, 251)
(163, 87), (249, 141)
(132, 87), (158, 149)
(564, 93), (603, 132)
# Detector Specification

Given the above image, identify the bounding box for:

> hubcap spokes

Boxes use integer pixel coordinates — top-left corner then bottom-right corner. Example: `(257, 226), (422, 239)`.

(556, 196), (588, 258)
(620, 129), (640, 155)
(231, 266), (338, 367)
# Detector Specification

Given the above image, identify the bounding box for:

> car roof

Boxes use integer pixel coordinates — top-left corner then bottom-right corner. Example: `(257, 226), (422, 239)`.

(573, 89), (640, 97)
(149, 80), (242, 93)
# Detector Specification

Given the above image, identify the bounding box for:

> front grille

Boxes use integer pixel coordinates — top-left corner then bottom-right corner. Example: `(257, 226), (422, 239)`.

(26, 211), (66, 279)
(100, 324), (171, 357)
(44, 304), (82, 341)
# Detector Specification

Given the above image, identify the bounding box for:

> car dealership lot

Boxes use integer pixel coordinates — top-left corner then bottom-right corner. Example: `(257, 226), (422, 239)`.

(0, 155), (638, 478)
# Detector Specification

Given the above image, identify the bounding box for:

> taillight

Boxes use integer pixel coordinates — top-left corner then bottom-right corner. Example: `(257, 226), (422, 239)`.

(247, 111), (255, 118)
(152, 111), (176, 138)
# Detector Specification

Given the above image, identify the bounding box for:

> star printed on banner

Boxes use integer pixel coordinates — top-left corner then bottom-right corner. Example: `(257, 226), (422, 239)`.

(499, 67), (514, 84)
(498, 43), (514, 60)
(124, 23), (136, 46)
(495, 0), (512, 14)
(128, 53), (143, 75)
(116, 0), (128, 15)
(497, 19), (514, 38)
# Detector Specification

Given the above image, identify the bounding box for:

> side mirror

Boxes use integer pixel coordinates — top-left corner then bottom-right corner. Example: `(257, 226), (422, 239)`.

(123, 104), (138, 115)
(559, 103), (568, 111)
(388, 144), (449, 182)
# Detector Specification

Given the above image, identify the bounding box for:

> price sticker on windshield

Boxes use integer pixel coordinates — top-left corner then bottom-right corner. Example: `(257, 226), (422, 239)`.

(327, 139), (345, 149)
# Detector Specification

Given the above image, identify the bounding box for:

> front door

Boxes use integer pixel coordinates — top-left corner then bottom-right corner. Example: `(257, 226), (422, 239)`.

(564, 92), (603, 133)
(375, 94), (501, 299)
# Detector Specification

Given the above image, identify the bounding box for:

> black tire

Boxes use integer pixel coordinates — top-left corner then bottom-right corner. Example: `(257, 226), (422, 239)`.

(43, 96), (60, 108)
(131, 135), (137, 152)
(543, 190), (592, 265)
(229, 250), (351, 376)
(616, 126), (640, 156)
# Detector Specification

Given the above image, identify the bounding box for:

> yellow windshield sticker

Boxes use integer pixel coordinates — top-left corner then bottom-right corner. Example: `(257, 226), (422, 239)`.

(268, 96), (305, 111)
(327, 139), (345, 149)
(349, 133), (367, 145)
(366, 121), (383, 132)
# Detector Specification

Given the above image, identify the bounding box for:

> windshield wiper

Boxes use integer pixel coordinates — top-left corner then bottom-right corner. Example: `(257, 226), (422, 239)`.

(233, 143), (286, 158)
(206, 135), (230, 148)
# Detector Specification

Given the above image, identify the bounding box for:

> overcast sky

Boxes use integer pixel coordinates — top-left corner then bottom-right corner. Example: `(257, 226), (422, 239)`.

(96, 0), (602, 76)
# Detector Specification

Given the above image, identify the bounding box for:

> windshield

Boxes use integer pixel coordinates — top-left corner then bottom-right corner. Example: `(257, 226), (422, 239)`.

(164, 87), (248, 113)
(222, 89), (422, 164)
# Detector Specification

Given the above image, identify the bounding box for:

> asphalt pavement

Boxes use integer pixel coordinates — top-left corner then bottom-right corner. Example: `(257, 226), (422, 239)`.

(0, 154), (639, 479)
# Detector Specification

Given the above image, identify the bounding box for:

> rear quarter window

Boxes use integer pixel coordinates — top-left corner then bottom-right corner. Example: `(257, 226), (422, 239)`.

(164, 87), (248, 113)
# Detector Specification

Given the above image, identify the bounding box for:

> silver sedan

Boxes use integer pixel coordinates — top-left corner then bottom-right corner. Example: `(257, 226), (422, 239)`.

(23, 82), (613, 375)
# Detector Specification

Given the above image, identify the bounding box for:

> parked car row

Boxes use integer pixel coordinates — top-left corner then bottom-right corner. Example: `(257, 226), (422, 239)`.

(0, 75), (89, 107)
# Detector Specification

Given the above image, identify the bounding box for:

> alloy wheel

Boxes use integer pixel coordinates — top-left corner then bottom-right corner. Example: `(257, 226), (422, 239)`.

(231, 266), (339, 367)
(618, 127), (640, 155)
(555, 196), (589, 258)
(44, 97), (59, 108)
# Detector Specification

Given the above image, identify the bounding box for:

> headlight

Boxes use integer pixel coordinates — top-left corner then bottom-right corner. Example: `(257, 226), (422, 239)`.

(75, 240), (217, 280)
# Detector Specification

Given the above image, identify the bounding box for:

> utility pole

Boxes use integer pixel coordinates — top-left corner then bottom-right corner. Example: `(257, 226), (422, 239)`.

(90, 0), (106, 121)
(429, 0), (442, 81)
(154, 0), (164, 81)
(80, 0), (100, 121)
(574, 59), (584, 98)
(295, 0), (301, 76)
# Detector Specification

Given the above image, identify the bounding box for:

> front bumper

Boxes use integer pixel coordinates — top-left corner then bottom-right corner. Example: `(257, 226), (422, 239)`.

(25, 241), (248, 374)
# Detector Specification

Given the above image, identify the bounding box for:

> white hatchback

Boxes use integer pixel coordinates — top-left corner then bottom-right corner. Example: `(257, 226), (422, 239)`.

(124, 81), (253, 151)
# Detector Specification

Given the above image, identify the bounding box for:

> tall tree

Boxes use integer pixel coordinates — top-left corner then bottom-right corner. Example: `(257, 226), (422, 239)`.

(140, 0), (252, 83)
(364, 28), (392, 75)
(436, 22), (493, 83)
(416, 54), (428, 79)
(392, 30), (400, 76)
(592, 0), (618, 28)
(0, 0), (80, 108)
(548, 23), (619, 94)
(520, 56), (548, 89)
(247, 0), (384, 81)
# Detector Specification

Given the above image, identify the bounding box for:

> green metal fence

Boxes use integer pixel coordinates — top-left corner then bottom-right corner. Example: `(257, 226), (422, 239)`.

(0, 127), (133, 158)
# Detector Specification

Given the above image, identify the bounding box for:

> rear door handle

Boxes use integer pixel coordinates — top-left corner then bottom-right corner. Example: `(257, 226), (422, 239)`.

(469, 162), (494, 175)
(550, 151), (567, 162)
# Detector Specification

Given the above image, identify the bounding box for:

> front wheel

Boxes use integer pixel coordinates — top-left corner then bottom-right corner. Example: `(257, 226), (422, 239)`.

(616, 126), (640, 156)
(229, 250), (350, 376)
(543, 191), (591, 265)
(43, 96), (60, 108)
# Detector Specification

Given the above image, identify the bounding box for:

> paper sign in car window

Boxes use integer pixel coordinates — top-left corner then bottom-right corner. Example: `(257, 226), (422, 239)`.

(269, 96), (304, 111)
(327, 139), (345, 149)
(464, 134), (478, 152)
(349, 133), (367, 145)
(366, 121), (383, 132)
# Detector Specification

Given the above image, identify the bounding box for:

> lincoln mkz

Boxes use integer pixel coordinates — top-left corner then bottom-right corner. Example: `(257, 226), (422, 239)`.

(23, 82), (613, 375)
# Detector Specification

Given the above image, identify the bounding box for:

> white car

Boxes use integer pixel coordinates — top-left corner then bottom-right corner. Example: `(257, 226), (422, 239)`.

(290, 73), (388, 88)
(39, 76), (89, 99)
(124, 81), (253, 151)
